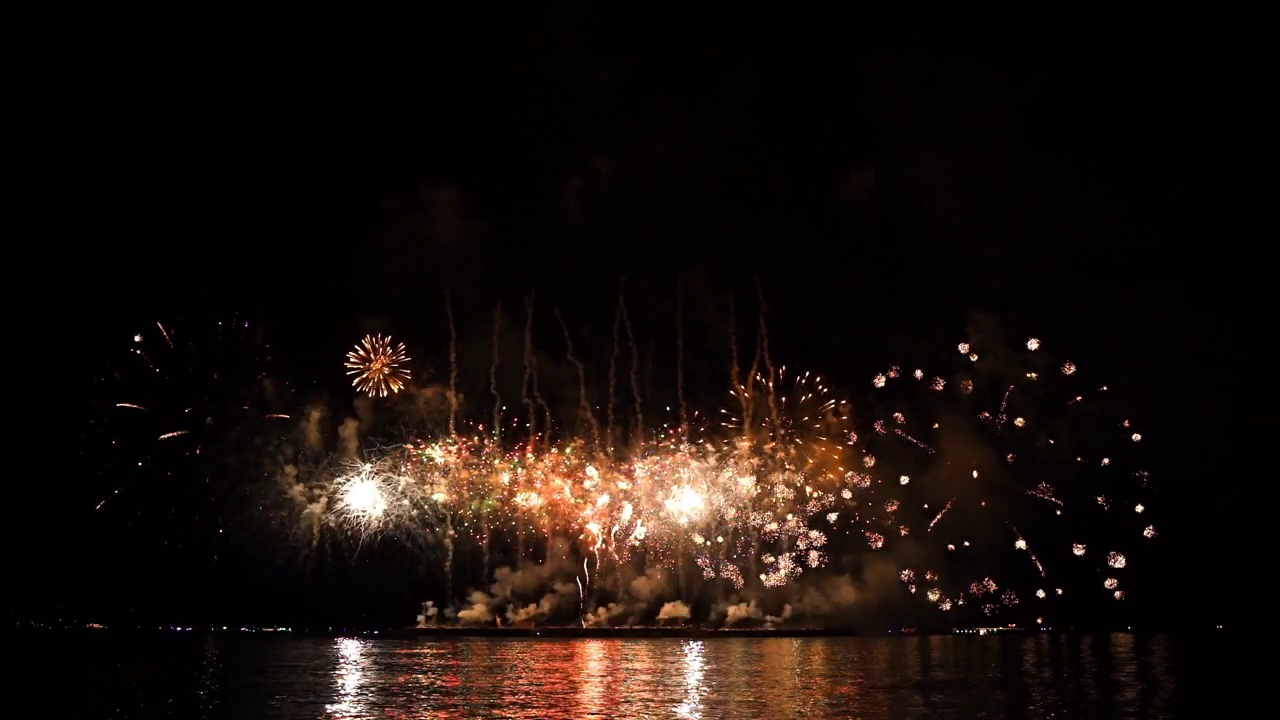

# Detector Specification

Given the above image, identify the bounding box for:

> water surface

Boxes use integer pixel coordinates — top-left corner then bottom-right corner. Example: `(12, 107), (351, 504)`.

(19, 631), (1227, 718)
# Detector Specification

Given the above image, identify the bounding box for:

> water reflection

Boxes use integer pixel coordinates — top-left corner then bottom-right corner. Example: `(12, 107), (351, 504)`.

(674, 641), (706, 719)
(37, 632), (1215, 718)
(196, 634), (220, 718)
(576, 640), (611, 718)
(326, 637), (371, 717)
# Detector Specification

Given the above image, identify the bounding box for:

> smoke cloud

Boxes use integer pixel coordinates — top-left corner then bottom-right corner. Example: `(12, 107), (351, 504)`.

(338, 418), (360, 458)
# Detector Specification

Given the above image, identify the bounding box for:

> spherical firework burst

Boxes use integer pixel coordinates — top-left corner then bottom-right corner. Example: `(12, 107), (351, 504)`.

(858, 332), (1154, 621)
(331, 458), (423, 536)
(345, 334), (411, 397)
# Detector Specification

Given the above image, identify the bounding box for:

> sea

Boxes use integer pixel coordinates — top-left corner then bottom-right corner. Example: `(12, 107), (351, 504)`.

(12, 630), (1229, 718)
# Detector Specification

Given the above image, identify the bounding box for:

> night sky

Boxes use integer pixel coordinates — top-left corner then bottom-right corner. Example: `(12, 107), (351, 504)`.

(21, 5), (1241, 628)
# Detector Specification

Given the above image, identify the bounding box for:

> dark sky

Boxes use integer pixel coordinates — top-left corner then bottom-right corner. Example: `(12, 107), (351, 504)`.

(23, 5), (1243, 626)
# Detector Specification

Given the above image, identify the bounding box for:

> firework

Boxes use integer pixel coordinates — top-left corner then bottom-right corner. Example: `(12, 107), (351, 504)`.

(98, 316), (287, 517)
(345, 334), (411, 397)
(861, 332), (1153, 619)
(250, 313), (1159, 628)
(298, 366), (878, 619)
(91, 314), (300, 581)
(331, 457), (431, 536)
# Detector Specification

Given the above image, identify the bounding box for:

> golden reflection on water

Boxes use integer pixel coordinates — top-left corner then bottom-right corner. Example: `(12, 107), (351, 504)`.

(292, 634), (1186, 719)
(673, 640), (706, 719)
(575, 639), (612, 719)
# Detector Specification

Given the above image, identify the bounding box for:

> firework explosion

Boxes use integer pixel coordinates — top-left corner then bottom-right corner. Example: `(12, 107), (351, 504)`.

(97, 309), (1156, 628)
(91, 315), (295, 572)
(345, 334), (411, 397)
(295, 333), (1153, 627)
(858, 333), (1155, 617)
(97, 317), (288, 515)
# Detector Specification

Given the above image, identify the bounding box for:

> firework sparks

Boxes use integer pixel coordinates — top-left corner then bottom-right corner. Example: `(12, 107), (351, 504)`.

(857, 329), (1154, 619)
(345, 334), (411, 397)
(98, 316), (285, 524)
(144, 313), (1158, 628)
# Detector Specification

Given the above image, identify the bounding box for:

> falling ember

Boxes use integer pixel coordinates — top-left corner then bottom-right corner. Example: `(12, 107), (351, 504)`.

(1103, 578), (1118, 590)
(928, 498), (954, 531)
(1134, 504), (1144, 513)
(1073, 544), (1086, 556)
(1143, 525), (1157, 538)
(1131, 433), (1142, 442)
(1107, 552), (1126, 569)
(899, 475), (910, 485)
(958, 343), (970, 354)
(1014, 417), (1026, 427)
(1061, 362), (1077, 375)
(1026, 338), (1041, 351)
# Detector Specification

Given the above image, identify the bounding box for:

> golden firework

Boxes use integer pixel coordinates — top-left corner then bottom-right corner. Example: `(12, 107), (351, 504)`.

(345, 333), (411, 397)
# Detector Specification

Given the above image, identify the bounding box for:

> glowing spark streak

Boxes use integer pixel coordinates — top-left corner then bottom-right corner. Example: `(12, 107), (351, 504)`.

(997, 385), (1014, 424)
(158, 430), (189, 440)
(894, 428), (934, 452)
(157, 322), (174, 350)
(928, 498), (954, 531)
(576, 574), (586, 628)
(1012, 526), (1047, 576)
(116, 403), (146, 410)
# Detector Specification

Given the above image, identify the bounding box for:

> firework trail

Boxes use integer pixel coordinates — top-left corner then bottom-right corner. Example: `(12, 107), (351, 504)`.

(727, 292), (750, 442)
(555, 307), (601, 452)
(606, 293), (622, 457)
(489, 305), (502, 442)
(446, 292), (458, 436)
(676, 280), (688, 442)
(521, 296), (538, 440)
(620, 288), (644, 447)
(754, 276), (780, 434)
